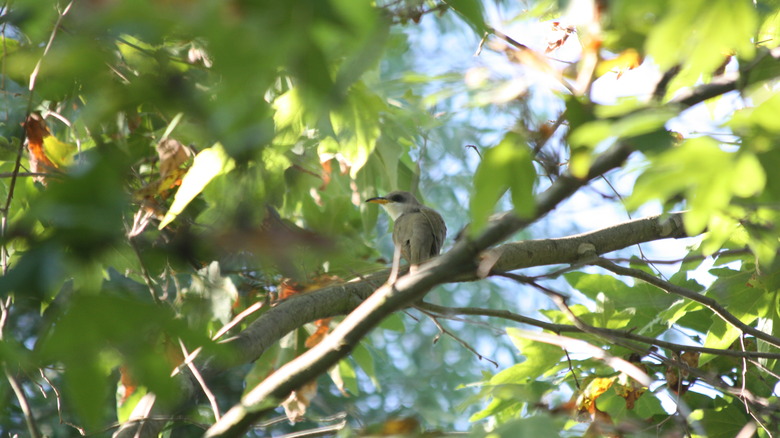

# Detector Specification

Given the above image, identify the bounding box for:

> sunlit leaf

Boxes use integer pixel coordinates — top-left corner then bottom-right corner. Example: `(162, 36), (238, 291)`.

(444, 0), (488, 34)
(470, 132), (535, 233)
(647, 0), (756, 87)
(159, 143), (235, 229)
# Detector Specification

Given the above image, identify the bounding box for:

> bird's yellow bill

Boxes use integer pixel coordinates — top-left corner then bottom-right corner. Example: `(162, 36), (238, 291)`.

(366, 197), (389, 204)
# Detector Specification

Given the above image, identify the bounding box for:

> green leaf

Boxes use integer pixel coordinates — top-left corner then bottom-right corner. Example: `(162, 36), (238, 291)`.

(37, 294), (191, 427)
(732, 152), (766, 198)
(628, 136), (766, 236)
(273, 88), (311, 145)
(646, 0), (757, 83)
(329, 359), (359, 395)
(487, 414), (563, 437)
(117, 386), (148, 423)
(443, 0), (488, 34)
(470, 132), (535, 233)
(352, 343), (380, 389)
(595, 389), (626, 419)
(470, 396), (521, 422)
(691, 401), (750, 438)
(179, 261), (239, 328)
(633, 391), (666, 418)
(159, 142), (236, 229)
(569, 108), (674, 149)
(700, 268), (770, 364)
(503, 328), (565, 382)
(318, 82), (385, 179)
(380, 312), (405, 332)
(565, 272), (677, 332)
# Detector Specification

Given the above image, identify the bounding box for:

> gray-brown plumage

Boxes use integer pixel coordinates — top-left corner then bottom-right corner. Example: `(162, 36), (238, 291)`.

(366, 191), (446, 265)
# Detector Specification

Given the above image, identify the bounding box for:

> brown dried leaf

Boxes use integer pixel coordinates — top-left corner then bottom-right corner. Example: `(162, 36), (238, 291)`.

(304, 318), (332, 348)
(680, 351), (700, 370)
(118, 365), (137, 404)
(615, 373), (646, 410)
(278, 278), (304, 300)
(24, 113), (59, 184)
(666, 366), (682, 393)
(132, 139), (193, 202)
(157, 138), (193, 182)
(281, 380), (317, 423)
(545, 21), (576, 53)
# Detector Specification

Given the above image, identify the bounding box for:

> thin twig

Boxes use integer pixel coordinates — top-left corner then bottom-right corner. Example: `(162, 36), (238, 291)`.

(28, 1), (74, 90)
(487, 27), (575, 95)
(387, 245), (403, 284)
(0, 296), (10, 339)
(0, 172), (55, 178)
(563, 349), (580, 389)
(605, 248), (751, 265)
(6, 364), (41, 438)
(273, 420), (348, 438)
(512, 279), (706, 435)
(596, 258), (780, 350)
(740, 335), (772, 437)
(127, 234), (161, 304)
(38, 369), (86, 435)
(2, 0), (74, 275)
(465, 144), (482, 160)
(178, 340), (221, 421)
(213, 301), (264, 341)
(531, 110), (567, 157)
(416, 301), (780, 360)
(172, 301), (266, 378)
(418, 307), (498, 367)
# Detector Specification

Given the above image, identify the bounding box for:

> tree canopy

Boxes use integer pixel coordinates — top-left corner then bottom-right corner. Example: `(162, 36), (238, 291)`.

(1, 0), (780, 437)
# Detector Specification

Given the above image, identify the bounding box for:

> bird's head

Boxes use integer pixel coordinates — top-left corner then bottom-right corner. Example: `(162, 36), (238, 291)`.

(365, 191), (420, 220)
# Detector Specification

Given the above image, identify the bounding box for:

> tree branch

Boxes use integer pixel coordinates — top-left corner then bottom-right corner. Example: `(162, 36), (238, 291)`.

(499, 277), (776, 422)
(415, 302), (780, 360)
(595, 258), (780, 349)
(200, 139), (636, 437)
(221, 211), (687, 369)
(114, 44), (779, 436)
(6, 365), (41, 438)
(115, 211), (689, 437)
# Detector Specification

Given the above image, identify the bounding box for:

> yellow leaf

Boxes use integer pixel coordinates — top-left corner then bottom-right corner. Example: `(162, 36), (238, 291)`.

(158, 143), (235, 229)
(42, 135), (78, 168)
(596, 49), (641, 78)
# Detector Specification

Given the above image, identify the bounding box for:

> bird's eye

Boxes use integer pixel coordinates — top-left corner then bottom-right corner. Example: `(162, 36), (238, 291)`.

(390, 194), (404, 202)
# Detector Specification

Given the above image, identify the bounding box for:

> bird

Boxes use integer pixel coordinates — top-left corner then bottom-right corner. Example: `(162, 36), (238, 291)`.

(366, 191), (447, 266)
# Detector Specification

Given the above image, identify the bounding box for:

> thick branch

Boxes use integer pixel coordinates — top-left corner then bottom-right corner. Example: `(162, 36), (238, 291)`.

(202, 140), (638, 437)
(488, 212), (686, 272)
(115, 211), (688, 438)
(225, 211), (686, 369)
(114, 44), (778, 437)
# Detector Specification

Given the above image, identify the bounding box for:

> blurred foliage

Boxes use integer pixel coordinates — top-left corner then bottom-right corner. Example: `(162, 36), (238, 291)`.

(0, 0), (779, 437)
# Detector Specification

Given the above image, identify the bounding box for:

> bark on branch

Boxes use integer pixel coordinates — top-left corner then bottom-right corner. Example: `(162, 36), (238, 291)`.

(202, 140), (638, 437)
(112, 41), (780, 438)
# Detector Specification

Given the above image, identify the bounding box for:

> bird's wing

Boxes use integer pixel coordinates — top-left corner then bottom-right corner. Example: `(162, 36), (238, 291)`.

(421, 206), (446, 255)
(394, 207), (446, 264)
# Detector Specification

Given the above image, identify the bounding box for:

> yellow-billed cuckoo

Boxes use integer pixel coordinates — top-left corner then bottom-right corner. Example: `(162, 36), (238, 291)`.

(366, 191), (446, 266)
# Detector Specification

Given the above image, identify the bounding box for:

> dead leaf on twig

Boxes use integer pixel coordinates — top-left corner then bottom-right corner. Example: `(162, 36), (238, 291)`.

(281, 380), (317, 423)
